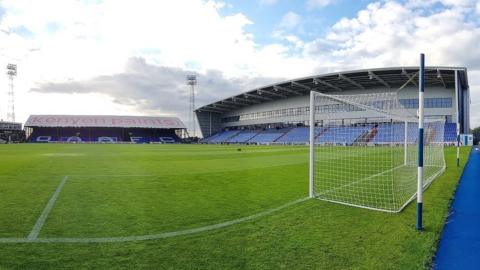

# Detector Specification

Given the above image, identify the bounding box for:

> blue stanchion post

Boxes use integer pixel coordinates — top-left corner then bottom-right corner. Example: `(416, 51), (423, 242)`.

(455, 70), (460, 167)
(417, 53), (425, 231)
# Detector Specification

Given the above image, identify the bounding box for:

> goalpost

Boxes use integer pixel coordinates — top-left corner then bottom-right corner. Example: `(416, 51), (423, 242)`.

(308, 90), (446, 213)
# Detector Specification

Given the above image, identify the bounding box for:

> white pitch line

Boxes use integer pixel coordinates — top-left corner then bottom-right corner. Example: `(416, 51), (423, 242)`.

(0, 197), (309, 244)
(68, 174), (155, 178)
(27, 176), (69, 241)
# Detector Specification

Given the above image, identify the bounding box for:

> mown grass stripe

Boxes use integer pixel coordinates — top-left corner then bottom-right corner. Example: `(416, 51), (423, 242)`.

(27, 176), (69, 241)
(1, 197), (308, 244)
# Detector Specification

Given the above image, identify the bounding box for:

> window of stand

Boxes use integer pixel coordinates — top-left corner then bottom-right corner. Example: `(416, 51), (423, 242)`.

(221, 97), (453, 123)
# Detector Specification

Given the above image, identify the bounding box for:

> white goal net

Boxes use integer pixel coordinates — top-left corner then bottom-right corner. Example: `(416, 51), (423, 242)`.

(309, 91), (445, 212)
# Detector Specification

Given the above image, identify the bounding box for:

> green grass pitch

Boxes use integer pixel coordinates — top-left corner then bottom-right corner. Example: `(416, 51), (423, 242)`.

(0, 144), (469, 269)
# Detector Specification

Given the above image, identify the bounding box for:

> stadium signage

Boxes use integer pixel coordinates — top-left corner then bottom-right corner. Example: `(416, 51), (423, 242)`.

(25, 115), (186, 129)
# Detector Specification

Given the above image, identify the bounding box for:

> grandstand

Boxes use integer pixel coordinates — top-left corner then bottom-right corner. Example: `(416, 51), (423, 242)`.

(196, 67), (469, 144)
(24, 115), (186, 143)
(0, 121), (25, 143)
(248, 128), (290, 143)
(200, 123), (457, 145)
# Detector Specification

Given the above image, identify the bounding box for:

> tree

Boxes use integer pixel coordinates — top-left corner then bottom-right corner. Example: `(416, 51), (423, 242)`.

(472, 126), (480, 145)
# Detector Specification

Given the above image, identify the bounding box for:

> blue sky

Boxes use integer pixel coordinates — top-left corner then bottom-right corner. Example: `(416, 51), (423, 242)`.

(221, 0), (371, 45)
(1, 0), (480, 129)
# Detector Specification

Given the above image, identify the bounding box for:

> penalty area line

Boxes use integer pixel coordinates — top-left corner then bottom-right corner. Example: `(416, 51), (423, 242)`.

(27, 175), (69, 241)
(0, 197), (309, 244)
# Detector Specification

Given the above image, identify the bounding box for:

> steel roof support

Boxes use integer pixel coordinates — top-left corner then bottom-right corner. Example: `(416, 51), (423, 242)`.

(266, 88), (288, 98)
(338, 74), (365, 89)
(274, 85), (303, 96)
(401, 69), (418, 87)
(244, 92), (273, 101)
(199, 107), (227, 113)
(213, 103), (238, 109)
(291, 81), (311, 91)
(437, 69), (447, 88)
(208, 105), (229, 111)
(233, 96), (261, 104)
(368, 71), (391, 88)
(221, 100), (249, 106)
(313, 78), (342, 91)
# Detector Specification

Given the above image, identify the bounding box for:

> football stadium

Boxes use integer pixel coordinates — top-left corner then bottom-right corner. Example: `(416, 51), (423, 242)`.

(24, 115), (185, 143)
(197, 67), (469, 144)
(0, 65), (475, 269)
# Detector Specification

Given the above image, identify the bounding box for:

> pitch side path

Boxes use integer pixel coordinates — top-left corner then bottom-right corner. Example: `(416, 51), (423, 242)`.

(435, 146), (480, 269)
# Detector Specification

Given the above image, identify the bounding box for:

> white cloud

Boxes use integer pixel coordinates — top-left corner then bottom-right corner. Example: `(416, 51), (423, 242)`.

(259, 0), (278, 5)
(30, 57), (282, 132)
(278, 11), (301, 30)
(304, 0), (480, 69)
(0, 0), (317, 124)
(304, 0), (480, 127)
(307, 0), (336, 9)
(284, 35), (305, 49)
(406, 0), (474, 8)
(0, 0), (317, 80)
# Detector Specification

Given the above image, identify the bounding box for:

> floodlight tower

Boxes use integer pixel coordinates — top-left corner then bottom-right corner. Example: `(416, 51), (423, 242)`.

(186, 74), (197, 137)
(6, 63), (17, 122)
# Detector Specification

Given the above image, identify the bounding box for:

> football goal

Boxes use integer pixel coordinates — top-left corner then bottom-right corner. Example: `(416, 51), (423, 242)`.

(308, 91), (446, 212)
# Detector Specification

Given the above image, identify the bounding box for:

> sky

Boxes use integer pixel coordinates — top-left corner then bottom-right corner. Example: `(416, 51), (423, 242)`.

(1, 0), (480, 135)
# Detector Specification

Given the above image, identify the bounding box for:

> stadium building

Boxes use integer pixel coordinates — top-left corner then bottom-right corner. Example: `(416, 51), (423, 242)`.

(0, 121), (25, 143)
(196, 67), (469, 144)
(24, 115), (186, 143)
